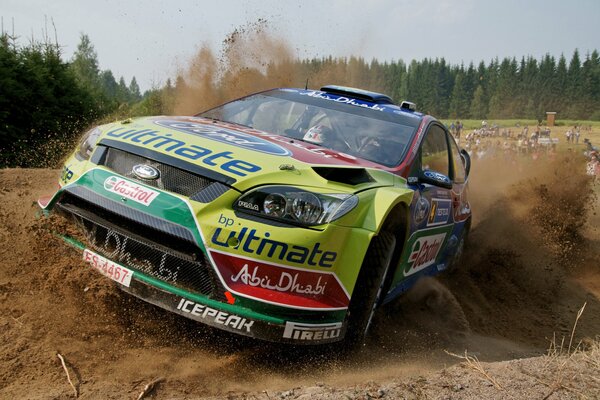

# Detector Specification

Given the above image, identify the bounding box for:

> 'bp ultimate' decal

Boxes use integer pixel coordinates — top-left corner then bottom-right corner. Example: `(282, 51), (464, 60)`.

(211, 225), (337, 268)
(155, 119), (292, 156)
(399, 225), (452, 277)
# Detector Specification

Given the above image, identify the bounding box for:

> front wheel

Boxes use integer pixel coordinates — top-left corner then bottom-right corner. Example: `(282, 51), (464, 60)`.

(344, 231), (396, 346)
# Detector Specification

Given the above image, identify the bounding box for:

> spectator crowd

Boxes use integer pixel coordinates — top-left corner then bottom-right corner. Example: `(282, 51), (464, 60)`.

(448, 122), (598, 183)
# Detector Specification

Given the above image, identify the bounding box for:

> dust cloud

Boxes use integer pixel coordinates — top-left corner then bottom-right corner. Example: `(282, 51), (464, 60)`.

(171, 20), (384, 115)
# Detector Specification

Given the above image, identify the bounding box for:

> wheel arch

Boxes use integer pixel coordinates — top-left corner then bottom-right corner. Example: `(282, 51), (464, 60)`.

(344, 187), (414, 234)
(376, 201), (411, 305)
(350, 187), (413, 292)
(346, 188), (413, 296)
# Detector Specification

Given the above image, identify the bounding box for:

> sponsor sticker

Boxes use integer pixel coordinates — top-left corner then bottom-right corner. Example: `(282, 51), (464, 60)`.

(176, 298), (254, 333)
(61, 165), (74, 184)
(231, 264), (328, 296)
(83, 248), (133, 287)
(211, 226), (337, 268)
(405, 233), (446, 276)
(283, 321), (343, 341)
(105, 127), (262, 177)
(209, 250), (349, 310)
(413, 196), (430, 225)
(299, 90), (385, 111)
(103, 176), (159, 206)
(427, 198), (452, 226)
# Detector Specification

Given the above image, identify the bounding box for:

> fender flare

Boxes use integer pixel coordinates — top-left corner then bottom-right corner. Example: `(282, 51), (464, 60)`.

(342, 186), (414, 234)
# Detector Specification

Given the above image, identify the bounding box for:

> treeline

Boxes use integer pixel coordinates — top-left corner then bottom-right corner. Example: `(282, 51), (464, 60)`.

(0, 33), (141, 167)
(157, 49), (600, 121)
(291, 51), (600, 121)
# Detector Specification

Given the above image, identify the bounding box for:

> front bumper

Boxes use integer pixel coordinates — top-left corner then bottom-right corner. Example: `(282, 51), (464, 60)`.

(41, 143), (376, 344)
(123, 269), (346, 343)
(61, 233), (347, 344)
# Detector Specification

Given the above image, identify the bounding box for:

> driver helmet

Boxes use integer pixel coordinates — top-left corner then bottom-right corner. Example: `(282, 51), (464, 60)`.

(303, 125), (333, 145)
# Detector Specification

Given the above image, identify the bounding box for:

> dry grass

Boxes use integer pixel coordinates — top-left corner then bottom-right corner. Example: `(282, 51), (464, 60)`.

(445, 350), (504, 391)
(533, 303), (597, 399)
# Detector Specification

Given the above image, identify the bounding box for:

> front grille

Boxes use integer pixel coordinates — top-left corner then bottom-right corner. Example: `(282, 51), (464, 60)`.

(58, 200), (225, 300)
(101, 147), (213, 197)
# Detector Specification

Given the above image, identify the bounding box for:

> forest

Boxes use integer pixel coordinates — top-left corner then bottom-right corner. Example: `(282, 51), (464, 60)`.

(1, 32), (599, 167)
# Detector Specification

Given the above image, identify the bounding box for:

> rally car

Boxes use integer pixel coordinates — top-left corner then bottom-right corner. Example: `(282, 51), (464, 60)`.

(39, 85), (471, 345)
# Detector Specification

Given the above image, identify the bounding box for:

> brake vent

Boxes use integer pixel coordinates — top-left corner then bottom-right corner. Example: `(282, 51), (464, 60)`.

(312, 167), (374, 185)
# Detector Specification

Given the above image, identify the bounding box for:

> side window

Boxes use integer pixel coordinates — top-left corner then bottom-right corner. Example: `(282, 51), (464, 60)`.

(420, 125), (450, 176)
(449, 138), (466, 183)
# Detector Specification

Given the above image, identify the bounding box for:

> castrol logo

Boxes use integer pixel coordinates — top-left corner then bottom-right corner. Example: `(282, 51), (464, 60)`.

(103, 176), (159, 206)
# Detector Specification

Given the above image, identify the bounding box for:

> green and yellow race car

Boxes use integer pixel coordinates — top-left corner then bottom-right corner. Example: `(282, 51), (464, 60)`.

(39, 85), (472, 344)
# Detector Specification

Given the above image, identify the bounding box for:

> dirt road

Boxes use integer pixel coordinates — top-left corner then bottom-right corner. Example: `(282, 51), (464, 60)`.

(1, 153), (599, 399)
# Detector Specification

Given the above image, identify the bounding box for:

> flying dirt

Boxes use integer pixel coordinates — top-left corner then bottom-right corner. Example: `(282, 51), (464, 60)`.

(1, 152), (599, 399)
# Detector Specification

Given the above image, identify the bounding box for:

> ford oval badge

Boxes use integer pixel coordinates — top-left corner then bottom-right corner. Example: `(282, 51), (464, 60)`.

(132, 164), (160, 180)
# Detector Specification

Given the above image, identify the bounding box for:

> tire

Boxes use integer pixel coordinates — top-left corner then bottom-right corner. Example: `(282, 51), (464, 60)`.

(344, 231), (396, 346)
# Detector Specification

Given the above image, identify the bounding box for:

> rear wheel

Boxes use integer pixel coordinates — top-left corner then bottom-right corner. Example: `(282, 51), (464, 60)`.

(344, 231), (396, 346)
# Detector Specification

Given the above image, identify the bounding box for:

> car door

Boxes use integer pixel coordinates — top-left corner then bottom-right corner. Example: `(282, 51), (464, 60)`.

(385, 123), (456, 299)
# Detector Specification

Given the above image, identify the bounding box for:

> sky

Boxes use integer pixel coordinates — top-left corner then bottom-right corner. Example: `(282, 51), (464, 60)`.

(2, 0), (600, 91)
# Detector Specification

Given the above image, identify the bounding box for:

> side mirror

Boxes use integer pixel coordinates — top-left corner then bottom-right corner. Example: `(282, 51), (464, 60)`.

(419, 169), (452, 189)
(460, 148), (471, 177)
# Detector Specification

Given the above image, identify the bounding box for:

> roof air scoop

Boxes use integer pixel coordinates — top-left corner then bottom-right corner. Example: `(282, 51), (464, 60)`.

(400, 101), (417, 111)
(320, 85), (395, 105)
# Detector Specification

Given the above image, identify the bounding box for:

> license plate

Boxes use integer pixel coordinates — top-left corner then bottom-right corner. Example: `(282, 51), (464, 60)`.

(83, 249), (134, 287)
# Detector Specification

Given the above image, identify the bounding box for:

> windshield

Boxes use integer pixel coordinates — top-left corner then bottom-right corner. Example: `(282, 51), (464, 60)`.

(199, 90), (418, 167)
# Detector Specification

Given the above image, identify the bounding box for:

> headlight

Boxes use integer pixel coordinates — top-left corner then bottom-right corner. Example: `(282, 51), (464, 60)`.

(235, 186), (358, 226)
(76, 127), (102, 160)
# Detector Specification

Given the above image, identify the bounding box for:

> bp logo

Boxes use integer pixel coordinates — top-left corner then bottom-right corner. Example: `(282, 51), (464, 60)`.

(155, 119), (292, 156)
(405, 232), (446, 276)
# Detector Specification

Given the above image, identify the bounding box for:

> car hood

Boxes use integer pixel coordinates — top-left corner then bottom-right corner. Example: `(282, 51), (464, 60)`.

(95, 116), (400, 192)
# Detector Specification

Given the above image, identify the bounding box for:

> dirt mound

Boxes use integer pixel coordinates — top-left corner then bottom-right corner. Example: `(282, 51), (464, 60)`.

(1, 154), (599, 398)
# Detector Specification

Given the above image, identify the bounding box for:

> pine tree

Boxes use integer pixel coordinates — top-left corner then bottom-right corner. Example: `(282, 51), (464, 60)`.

(129, 77), (141, 102)
(470, 85), (487, 119)
(586, 50), (600, 119)
(449, 67), (469, 118)
(567, 49), (583, 118)
(70, 34), (100, 92)
(99, 70), (118, 99)
(116, 76), (129, 103)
